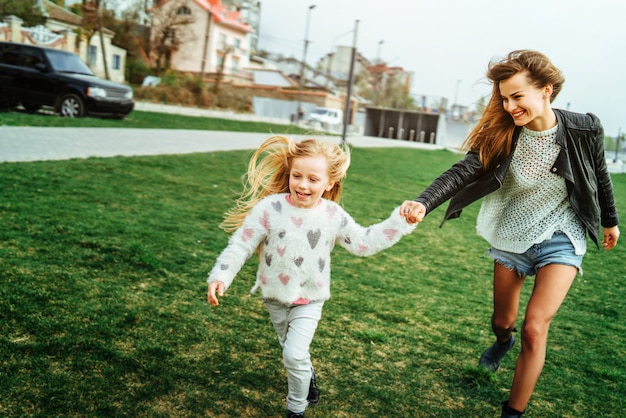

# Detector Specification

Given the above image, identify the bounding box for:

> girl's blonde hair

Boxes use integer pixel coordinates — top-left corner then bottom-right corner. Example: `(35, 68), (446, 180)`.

(463, 50), (564, 169)
(220, 135), (351, 232)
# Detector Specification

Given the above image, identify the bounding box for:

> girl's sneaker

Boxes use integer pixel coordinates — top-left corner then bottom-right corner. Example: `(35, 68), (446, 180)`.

(307, 370), (320, 404)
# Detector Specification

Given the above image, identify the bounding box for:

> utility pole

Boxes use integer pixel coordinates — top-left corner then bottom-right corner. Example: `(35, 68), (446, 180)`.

(341, 19), (359, 146)
(375, 39), (383, 106)
(200, 10), (212, 80)
(96, 0), (110, 80)
(295, 4), (315, 125)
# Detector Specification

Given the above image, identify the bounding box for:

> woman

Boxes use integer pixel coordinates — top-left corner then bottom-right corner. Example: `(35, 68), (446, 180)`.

(401, 50), (620, 417)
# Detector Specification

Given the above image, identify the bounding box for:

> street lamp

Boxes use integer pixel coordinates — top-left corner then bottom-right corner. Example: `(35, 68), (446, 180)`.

(295, 4), (316, 124)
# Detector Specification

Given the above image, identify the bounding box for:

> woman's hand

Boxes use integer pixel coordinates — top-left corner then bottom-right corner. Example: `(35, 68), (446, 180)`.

(208, 281), (225, 306)
(400, 200), (427, 224)
(602, 225), (620, 250)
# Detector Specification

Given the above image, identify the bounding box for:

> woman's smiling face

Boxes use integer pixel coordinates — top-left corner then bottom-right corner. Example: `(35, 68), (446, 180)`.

(499, 71), (554, 131)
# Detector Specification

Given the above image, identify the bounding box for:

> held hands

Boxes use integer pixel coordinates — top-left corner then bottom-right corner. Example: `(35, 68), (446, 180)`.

(400, 200), (427, 225)
(602, 225), (620, 251)
(207, 281), (225, 306)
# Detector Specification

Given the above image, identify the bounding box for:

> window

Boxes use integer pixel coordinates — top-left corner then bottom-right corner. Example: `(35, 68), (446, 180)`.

(165, 29), (177, 46)
(218, 33), (227, 50)
(177, 6), (191, 15)
(216, 54), (224, 70)
(112, 54), (121, 70)
(231, 58), (239, 75)
(0, 43), (20, 65)
(234, 38), (241, 50)
(87, 45), (97, 66)
(21, 47), (46, 70)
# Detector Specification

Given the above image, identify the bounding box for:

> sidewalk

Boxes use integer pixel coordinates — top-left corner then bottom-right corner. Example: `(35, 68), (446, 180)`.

(0, 126), (443, 164)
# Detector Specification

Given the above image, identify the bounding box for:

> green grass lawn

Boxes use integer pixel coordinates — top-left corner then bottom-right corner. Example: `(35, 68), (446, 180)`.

(0, 132), (624, 416)
(0, 109), (312, 135)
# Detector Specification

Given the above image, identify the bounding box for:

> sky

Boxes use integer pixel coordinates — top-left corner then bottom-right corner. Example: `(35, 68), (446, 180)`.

(257, 0), (626, 136)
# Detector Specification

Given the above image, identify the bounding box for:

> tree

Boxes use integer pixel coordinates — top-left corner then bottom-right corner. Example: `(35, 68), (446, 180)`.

(0, 0), (46, 26)
(77, 0), (110, 79)
(150, 0), (195, 75)
(213, 44), (233, 96)
(106, 2), (153, 83)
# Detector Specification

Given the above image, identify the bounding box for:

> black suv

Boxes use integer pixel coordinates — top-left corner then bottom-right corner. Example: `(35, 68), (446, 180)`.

(0, 41), (134, 118)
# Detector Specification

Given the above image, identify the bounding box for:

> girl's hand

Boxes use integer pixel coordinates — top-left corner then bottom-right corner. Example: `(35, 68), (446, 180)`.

(208, 281), (225, 306)
(400, 200), (427, 224)
(602, 225), (620, 250)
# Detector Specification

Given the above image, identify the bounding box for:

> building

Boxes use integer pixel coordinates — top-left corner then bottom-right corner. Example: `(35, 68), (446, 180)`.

(151, 0), (252, 80)
(317, 46), (369, 89)
(221, 0), (260, 54)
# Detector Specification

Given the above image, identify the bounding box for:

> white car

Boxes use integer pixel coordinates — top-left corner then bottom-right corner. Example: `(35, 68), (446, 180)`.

(308, 107), (343, 129)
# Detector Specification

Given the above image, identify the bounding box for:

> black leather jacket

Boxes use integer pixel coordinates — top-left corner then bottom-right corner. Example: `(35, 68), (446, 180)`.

(414, 109), (619, 248)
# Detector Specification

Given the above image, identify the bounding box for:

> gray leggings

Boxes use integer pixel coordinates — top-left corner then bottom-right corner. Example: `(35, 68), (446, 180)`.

(265, 299), (324, 413)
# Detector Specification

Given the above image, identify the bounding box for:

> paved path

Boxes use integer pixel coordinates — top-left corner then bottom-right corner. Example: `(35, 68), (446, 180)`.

(0, 126), (444, 163)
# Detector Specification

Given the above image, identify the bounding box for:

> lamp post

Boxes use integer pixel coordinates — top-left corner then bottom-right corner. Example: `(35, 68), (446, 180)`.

(295, 4), (316, 125)
(375, 40), (383, 106)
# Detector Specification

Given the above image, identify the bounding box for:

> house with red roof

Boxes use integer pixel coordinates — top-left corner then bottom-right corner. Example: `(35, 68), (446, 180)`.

(152, 0), (253, 81)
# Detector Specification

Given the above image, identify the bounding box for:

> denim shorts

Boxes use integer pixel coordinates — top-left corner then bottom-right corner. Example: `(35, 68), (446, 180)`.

(488, 231), (583, 277)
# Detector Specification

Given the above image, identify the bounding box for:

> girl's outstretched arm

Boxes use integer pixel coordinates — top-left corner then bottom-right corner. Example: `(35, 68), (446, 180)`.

(208, 281), (225, 306)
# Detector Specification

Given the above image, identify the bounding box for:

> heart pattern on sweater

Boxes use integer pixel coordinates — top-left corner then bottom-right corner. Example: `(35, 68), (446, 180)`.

(271, 201), (282, 213)
(291, 217), (303, 228)
(279, 273), (290, 285)
(340, 216), (348, 227)
(277, 246), (286, 256)
(261, 275), (268, 284)
(294, 256), (304, 267)
(326, 204), (337, 218)
(242, 227), (254, 242)
(279, 230), (286, 239)
(260, 210), (270, 230)
(220, 263), (229, 270)
(383, 229), (398, 240)
(318, 258), (325, 272)
(265, 254), (272, 266)
(307, 229), (321, 249)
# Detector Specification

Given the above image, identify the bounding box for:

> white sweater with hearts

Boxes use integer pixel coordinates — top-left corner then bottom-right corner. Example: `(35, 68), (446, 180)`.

(207, 193), (416, 305)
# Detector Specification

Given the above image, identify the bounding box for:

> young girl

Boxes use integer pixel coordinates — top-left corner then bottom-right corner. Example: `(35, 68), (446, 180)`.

(207, 135), (415, 418)
(402, 50), (619, 417)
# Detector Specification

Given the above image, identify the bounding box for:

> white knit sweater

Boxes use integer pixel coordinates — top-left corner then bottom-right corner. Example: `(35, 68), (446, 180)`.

(207, 194), (416, 304)
(476, 126), (586, 254)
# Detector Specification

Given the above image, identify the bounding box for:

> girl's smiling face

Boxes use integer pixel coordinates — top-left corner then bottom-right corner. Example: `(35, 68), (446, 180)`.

(288, 155), (335, 208)
(499, 71), (555, 131)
